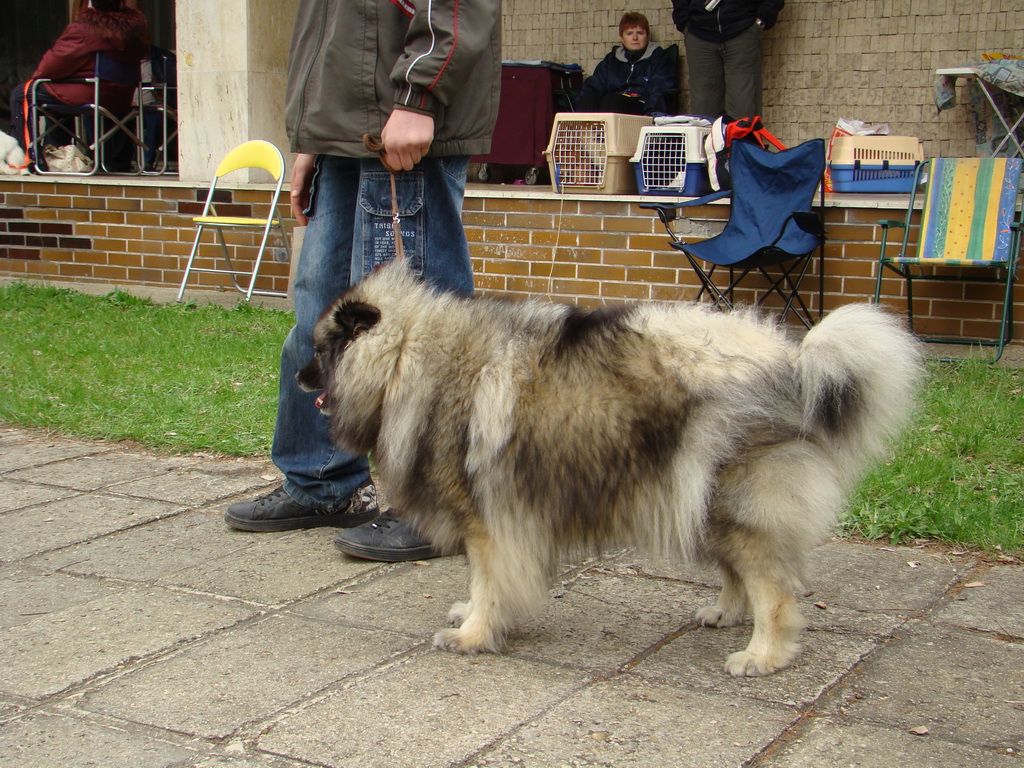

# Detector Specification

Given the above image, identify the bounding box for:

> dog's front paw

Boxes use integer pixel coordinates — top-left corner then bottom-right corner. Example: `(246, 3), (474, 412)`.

(695, 605), (744, 628)
(446, 601), (471, 627)
(433, 627), (501, 655)
(724, 645), (797, 677)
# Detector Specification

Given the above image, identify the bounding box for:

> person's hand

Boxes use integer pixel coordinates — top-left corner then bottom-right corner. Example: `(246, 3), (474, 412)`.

(381, 109), (434, 171)
(289, 152), (316, 225)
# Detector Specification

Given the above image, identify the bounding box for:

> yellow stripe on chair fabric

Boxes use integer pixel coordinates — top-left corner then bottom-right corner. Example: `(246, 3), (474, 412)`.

(918, 158), (1022, 264)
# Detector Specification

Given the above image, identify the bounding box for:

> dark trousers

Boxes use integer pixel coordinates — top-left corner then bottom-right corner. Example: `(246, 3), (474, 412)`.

(684, 24), (763, 119)
(9, 82), (74, 152)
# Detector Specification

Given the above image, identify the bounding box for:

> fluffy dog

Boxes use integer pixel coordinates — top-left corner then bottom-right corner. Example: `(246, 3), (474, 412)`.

(298, 261), (921, 676)
(0, 131), (27, 175)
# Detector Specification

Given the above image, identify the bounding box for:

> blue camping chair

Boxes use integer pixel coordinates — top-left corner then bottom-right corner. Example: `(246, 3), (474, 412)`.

(643, 138), (827, 327)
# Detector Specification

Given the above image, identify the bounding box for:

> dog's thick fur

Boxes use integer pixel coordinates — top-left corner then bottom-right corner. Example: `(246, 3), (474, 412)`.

(299, 261), (922, 676)
(0, 132), (27, 175)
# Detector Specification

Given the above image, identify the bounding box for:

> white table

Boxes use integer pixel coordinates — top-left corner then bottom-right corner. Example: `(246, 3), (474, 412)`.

(937, 65), (1024, 159)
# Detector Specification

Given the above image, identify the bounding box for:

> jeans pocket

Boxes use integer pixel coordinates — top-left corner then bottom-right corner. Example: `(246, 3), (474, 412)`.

(357, 169), (425, 277)
(439, 155), (470, 182)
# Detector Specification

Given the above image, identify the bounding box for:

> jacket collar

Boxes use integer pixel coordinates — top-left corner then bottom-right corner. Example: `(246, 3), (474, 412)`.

(613, 43), (659, 64)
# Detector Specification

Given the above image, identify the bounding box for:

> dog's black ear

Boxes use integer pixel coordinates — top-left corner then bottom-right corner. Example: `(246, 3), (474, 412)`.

(333, 301), (381, 342)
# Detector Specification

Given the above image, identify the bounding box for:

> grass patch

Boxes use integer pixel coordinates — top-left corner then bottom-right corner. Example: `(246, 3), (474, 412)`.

(0, 281), (1021, 553)
(844, 359), (1023, 554)
(0, 282), (293, 455)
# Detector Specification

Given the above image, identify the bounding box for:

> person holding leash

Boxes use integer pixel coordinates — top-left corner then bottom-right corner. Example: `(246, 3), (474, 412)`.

(225, 0), (501, 562)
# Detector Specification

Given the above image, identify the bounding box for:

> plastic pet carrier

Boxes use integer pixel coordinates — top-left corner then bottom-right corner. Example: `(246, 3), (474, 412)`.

(629, 125), (712, 196)
(544, 112), (652, 193)
(829, 135), (924, 193)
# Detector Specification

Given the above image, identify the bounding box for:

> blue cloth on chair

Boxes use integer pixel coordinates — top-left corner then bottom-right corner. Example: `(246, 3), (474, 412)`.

(684, 139), (826, 267)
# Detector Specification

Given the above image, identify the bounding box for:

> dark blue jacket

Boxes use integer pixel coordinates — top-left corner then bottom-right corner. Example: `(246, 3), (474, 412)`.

(672, 0), (784, 42)
(575, 44), (676, 116)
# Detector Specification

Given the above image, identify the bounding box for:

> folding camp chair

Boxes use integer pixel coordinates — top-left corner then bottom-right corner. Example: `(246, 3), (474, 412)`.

(176, 140), (290, 302)
(137, 46), (178, 175)
(642, 138), (827, 328)
(873, 157), (1022, 363)
(29, 52), (145, 176)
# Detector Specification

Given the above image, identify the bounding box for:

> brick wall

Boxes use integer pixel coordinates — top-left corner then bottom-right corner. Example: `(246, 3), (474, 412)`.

(0, 179), (292, 293)
(464, 190), (1023, 345)
(1, 177), (1021, 348)
(501, 0), (1023, 158)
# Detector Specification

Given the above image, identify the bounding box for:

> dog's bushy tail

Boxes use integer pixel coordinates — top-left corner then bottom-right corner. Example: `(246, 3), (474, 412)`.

(796, 303), (923, 490)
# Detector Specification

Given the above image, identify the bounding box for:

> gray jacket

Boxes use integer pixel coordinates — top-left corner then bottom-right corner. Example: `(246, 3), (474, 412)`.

(285, 0), (502, 158)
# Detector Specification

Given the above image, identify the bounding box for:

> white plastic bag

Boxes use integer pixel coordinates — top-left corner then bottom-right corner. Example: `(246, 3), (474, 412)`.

(43, 144), (94, 174)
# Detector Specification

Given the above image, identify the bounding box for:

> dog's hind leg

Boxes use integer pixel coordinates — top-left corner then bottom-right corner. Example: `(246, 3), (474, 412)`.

(434, 523), (548, 654)
(694, 562), (748, 628)
(713, 530), (806, 677)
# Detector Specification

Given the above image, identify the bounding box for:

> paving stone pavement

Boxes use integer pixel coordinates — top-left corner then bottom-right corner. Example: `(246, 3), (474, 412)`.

(1, 425), (1022, 768)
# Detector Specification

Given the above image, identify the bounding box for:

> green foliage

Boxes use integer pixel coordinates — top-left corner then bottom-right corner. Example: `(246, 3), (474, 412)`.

(0, 281), (294, 456)
(843, 360), (1024, 554)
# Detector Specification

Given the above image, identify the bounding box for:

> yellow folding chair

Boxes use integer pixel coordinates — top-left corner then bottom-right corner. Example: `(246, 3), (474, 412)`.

(177, 140), (290, 302)
(874, 157), (1022, 362)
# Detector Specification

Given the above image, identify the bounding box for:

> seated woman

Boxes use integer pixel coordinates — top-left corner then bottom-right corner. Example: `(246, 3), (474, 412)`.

(8, 0), (148, 168)
(574, 12), (676, 116)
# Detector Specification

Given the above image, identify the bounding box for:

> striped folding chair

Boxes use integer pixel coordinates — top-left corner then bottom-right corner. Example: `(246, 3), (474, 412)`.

(874, 157), (1022, 362)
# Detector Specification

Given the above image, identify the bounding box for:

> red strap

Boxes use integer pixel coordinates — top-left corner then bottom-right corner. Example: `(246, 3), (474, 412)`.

(725, 116), (761, 144)
(14, 81), (34, 170)
(724, 116), (787, 152)
(754, 127), (787, 151)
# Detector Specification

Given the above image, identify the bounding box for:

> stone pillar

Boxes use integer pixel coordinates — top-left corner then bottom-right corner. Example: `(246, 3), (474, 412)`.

(174, 0), (298, 182)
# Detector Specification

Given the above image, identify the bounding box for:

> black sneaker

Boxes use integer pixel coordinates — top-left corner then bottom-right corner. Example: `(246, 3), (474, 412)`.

(333, 512), (446, 562)
(224, 483), (379, 532)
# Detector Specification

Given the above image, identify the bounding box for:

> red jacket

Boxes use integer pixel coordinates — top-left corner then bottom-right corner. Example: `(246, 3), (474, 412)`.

(34, 8), (149, 115)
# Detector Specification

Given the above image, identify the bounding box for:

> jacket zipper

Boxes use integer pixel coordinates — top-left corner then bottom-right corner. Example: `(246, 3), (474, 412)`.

(293, 0), (329, 143)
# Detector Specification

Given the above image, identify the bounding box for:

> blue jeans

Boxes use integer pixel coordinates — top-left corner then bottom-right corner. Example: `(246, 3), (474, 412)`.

(272, 154), (473, 507)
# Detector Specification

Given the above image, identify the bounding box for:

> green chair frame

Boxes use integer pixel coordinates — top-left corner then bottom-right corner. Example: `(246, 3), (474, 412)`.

(873, 157), (1022, 363)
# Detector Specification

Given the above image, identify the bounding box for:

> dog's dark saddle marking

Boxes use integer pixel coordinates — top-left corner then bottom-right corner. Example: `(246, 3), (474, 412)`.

(552, 305), (634, 357)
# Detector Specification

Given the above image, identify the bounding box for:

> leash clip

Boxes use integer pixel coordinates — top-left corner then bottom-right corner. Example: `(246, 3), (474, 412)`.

(362, 133), (405, 262)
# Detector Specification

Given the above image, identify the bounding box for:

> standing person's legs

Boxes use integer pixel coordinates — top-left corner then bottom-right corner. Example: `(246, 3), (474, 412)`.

(684, 30), (726, 118)
(274, 155), (370, 506)
(721, 24), (763, 118)
(335, 154), (474, 562)
(227, 153), (474, 555)
(226, 155), (380, 531)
